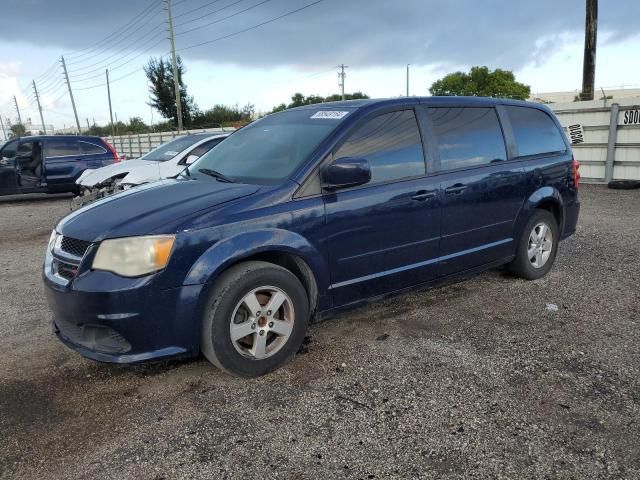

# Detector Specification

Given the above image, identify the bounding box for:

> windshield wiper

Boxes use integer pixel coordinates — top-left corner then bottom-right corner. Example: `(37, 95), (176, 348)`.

(198, 168), (235, 183)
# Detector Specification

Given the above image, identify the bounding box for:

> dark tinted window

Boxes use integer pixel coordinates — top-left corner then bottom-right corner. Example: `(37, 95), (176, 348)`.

(429, 107), (506, 170)
(189, 138), (223, 158)
(334, 110), (425, 184)
(506, 106), (566, 157)
(79, 141), (106, 155)
(0, 141), (18, 158)
(47, 139), (80, 157)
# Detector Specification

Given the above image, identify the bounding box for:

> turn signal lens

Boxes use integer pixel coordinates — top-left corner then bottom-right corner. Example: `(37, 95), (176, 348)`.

(92, 235), (175, 277)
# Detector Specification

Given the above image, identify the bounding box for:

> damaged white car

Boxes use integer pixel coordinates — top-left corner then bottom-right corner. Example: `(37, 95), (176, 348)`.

(73, 132), (230, 207)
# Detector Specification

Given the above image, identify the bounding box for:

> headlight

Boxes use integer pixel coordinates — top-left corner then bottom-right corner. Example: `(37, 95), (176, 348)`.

(47, 230), (58, 253)
(92, 235), (175, 277)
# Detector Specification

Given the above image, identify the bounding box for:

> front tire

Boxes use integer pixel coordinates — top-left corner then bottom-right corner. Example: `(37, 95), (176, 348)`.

(508, 209), (559, 280)
(201, 261), (309, 377)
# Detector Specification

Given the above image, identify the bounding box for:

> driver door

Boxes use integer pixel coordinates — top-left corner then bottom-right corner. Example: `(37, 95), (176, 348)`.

(323, 108), (441, 306)
(0, 140), (19, 195)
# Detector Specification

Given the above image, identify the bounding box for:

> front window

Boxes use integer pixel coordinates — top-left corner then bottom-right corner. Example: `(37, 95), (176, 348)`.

(139, 135), (207, 162)
(191, 108), (352, 185)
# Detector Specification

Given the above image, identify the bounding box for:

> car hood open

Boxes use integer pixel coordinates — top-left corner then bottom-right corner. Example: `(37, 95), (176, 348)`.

(76, 159), (154, 187)
(58, 178), (261, 241)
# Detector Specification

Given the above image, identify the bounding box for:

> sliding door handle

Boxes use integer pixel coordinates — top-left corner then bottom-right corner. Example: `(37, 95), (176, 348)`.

(445, 184), (467, 195)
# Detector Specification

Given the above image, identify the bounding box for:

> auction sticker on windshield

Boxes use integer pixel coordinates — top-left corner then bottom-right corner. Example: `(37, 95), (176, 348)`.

(311, 111), (349, 119)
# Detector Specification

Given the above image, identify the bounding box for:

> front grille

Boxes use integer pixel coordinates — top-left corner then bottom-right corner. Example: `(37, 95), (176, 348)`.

(60, 236), (92, 258)
(54, 260), (78, 280)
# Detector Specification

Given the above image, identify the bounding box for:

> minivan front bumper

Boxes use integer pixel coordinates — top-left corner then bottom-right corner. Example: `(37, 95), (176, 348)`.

(44, 270), (205, 363)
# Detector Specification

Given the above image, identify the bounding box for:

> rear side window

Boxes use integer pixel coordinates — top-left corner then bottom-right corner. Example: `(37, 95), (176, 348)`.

(505, 106), (566, 157)
(334, 109), (425, 184)
(429, 107), (506, 171)
(189, 138), (223, 158)
(47, 139), (80, 157)
(79, 141), (107, 155)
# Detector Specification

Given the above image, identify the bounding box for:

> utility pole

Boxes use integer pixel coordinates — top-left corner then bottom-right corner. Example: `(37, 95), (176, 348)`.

(406, 64), (410, 96)
(13, 96), (22, 125)
(165, 0), (183, 131)
(86, 118), (90, 131)
(0, 116), (6, 141)
(580, 0), (598, 100)
(337, 64), (348, 101)
(32, 80), (47, 134)
(61, 56), (81, 133)
(106, 69), (116, 139)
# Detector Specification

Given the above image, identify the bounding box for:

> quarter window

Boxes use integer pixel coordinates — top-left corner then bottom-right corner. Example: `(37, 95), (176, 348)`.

(47, 139), (80, 157)
(334, 110), (425, 184)
(505, 106), (566, 157)
(429, 107), (506, 171)
(79, 141), (107, 155)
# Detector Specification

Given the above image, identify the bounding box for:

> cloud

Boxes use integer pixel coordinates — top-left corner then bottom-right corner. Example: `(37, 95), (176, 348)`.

(0, 0), (638, 74)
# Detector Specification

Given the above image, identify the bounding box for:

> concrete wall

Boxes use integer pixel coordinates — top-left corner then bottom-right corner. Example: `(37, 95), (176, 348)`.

(550, 98), (640, 182)
(102, 127), (233, 159)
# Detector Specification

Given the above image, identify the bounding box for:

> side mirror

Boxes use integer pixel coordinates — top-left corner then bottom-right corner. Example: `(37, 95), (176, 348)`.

(321, 157), (371, 190)
(184, 154), (199, 165)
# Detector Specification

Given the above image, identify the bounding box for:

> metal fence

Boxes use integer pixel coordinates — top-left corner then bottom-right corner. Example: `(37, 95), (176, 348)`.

(102, 127), (233, 159)
(550, 98), (640, 182)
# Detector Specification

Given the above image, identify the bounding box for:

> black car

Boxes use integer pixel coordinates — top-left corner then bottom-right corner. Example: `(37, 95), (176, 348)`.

(0, 135), (119, 196)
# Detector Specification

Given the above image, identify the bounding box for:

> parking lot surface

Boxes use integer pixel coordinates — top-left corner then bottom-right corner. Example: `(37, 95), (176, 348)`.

(1, 185), (638, 479)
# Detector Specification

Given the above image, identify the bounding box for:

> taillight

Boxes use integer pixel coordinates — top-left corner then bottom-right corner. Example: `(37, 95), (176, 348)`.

(103, 140), (120, 163)
(572, 156), (580, 189)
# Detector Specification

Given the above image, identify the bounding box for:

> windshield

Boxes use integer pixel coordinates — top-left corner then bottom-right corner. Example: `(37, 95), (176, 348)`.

(190, 108), (351, 185)
(139, 135), (207, 162)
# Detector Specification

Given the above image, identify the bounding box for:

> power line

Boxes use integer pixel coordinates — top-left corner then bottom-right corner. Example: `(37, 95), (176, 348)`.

(173, 0), (226, 19)
(73, 65), (151, 92)
(177, 0), (327, 49)
(69, 35), (166, 81)
(65, 0), (162, 60)
(68, 25), (165, 73)
(174, 0), (250, 28)
(175, 0), (272, 35)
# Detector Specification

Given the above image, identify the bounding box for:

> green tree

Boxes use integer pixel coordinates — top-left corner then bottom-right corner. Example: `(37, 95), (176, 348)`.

(270, 91), (370, 113)
(9, 123), (27, 138)
(429, 66), (530, 100)
(144, 56), (196, 127)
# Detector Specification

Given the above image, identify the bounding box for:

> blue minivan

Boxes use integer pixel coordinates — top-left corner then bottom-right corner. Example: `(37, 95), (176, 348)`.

(44, 97), (580, 376)
(0, 135), (118, 196)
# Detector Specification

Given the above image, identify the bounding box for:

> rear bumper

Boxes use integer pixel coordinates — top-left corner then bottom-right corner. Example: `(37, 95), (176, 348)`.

(562, 200), (580, 239)
(44, 270), (205, 363)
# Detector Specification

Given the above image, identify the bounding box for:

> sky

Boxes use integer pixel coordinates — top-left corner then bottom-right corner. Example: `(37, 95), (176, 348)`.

(0, 0), (639, 132)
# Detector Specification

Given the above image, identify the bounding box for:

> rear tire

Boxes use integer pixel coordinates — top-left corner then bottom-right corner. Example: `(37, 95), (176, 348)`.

(201, 261), (309, 377)
(508, 210), (559, 280)
(607, 180), (640, 190)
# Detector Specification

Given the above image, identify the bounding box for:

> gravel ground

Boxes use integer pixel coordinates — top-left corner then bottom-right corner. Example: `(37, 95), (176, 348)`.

(1, 185), (638, 480)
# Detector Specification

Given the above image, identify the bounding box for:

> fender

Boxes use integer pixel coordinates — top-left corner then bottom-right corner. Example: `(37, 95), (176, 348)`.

(514, 186), (565, 239)
(183, 228), (330, 293)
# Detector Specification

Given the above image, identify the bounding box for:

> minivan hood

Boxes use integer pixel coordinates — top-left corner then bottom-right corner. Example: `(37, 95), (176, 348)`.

(58, 178), (261, 241)
(77, 159), (153, 187)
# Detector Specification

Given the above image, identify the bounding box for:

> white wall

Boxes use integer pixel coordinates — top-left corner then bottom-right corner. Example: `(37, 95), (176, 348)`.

(550, 97), (640, 182)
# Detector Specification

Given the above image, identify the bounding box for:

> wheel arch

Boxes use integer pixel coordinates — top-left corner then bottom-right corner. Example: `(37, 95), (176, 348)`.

(515, 186), (565, 239)
(184, 229), (327, 317)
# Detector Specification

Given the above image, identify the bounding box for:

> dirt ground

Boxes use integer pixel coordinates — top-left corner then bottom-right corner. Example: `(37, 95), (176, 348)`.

(1, 185), (638, 479)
